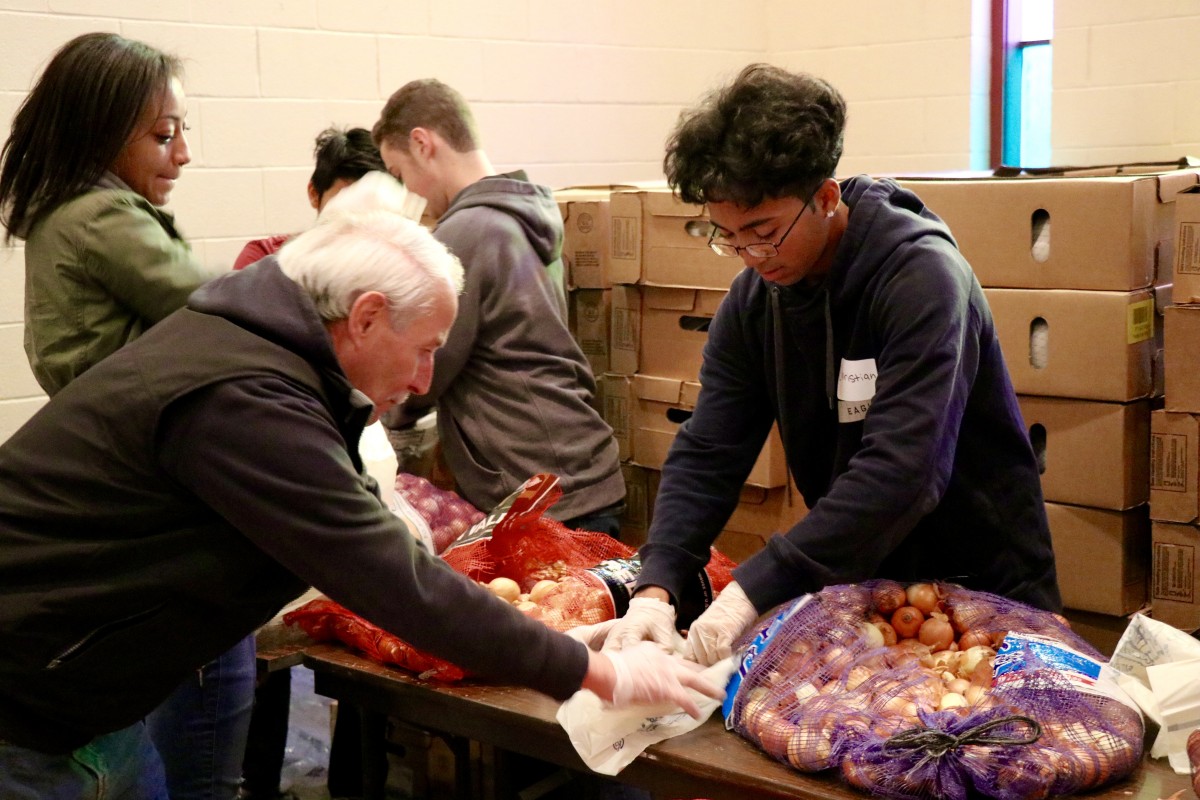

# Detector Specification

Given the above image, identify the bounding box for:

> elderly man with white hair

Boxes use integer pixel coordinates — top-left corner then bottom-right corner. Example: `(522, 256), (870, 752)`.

(0, 176), (721, 799)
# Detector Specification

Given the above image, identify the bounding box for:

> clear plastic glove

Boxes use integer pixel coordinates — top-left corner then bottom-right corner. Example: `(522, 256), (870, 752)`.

(601, 597), (679, 655)
(683, 581), (759, 666)
(564, 618), (619, 650)
(604, 641), (724, 719)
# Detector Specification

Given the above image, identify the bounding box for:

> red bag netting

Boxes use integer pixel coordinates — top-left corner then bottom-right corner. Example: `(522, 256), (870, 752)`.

(725, 580), (1143, 800)
(285, 473), (736, 679)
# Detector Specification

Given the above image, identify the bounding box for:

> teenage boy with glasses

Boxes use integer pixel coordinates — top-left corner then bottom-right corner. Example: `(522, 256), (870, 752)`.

(601, 64), (1061, 665)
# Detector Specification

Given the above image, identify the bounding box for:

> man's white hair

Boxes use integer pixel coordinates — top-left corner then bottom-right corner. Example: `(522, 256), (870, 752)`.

(277, 171), (462, 326)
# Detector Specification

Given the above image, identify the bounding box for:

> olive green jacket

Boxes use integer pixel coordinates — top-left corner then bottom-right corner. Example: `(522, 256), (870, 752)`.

(22, 175), (211, 396)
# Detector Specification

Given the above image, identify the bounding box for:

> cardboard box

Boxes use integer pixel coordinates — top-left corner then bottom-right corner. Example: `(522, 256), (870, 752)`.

(1164, 304), (1200, 412)
(638, 287), (726, 382)
(567, 288), (610, 376)
(602, 372), (633, 461)
(1150, 410), (1200, 522)
(630, 373), (787, 488)
(716, 480), (809, 563)
(618, 463), (654, 548)
(1173, 184), (1200, 303)
(609, 285), (641, 375)
(1019, 396), (1150, 510)
(895, 170), (1198, 290)
(556, 186), (633, 289)
(986, 288), (1159, 401)
(1046, 501), (1149, 616)
(609, 185), (745, 289)
(1151, 521), (1200, 631)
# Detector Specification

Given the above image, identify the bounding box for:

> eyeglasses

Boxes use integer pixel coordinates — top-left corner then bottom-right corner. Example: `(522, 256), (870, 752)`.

(707, 190), (818, 259)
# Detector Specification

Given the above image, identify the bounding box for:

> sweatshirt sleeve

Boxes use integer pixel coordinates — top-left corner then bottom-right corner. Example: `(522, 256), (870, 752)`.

(736, 242), (982, 612)
(81, 196), (212, 323)
(157, 377), (589, 700)
(636, 285), (777, 605)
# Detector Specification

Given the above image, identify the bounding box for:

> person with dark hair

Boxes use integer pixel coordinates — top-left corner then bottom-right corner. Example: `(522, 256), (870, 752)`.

(0, 177), (721, 799)
(372, 78), (625, 537)
(232, 125), (386, 270)
(0, 32), (258, 800)
(0, 31), (211, 395)
(604, 63), (1061, 665)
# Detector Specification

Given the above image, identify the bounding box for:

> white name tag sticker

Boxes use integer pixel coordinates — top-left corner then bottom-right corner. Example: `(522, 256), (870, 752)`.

(837, 358), (877, 423)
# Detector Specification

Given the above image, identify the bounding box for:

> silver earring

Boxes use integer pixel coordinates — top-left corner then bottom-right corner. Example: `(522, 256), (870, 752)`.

(826, 209), (835, 218)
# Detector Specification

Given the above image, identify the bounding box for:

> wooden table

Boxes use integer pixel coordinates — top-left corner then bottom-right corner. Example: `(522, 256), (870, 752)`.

(302, 644), (1193, 800)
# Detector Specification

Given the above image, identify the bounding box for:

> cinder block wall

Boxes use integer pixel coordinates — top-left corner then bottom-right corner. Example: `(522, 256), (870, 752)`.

(7, 2), (1198, 442)
(1053, 1), (1200, 164)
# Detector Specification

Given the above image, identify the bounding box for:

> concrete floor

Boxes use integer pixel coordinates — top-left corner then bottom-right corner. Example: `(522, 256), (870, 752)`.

(280, 667), (334, 800)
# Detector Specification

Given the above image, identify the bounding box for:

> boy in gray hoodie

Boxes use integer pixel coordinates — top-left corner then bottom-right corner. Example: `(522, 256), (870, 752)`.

(373, 79), (625, 535)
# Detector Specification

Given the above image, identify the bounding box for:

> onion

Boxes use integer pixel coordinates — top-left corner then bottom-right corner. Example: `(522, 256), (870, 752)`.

(873, 621), (898, 646)
(918, 612), (955, 650)
(957, 645), (996, 682)
(890, 606), (925, 639)
(871, 581), (907, 616)
(486, 577), (521, 603)
(957, 629), (992, 650)
(528, 579), (558, 601)
(860, 621), (885, 649)
(905, 582), (940, 614)
(938, 692), (968, 711)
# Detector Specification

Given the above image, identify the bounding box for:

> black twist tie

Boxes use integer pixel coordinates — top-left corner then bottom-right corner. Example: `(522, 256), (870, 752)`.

(882, 715), (1041, 768)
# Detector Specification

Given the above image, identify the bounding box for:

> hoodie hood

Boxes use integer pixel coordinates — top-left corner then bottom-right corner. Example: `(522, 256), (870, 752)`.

(831, 175), (958, 304)
(438, 170), (563, 267)
(187, 256), (344, 379)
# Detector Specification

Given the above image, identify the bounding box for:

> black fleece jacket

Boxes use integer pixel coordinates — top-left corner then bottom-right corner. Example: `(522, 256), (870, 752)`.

(0, 259), (587, 753)
(637, 176), (1061, 615)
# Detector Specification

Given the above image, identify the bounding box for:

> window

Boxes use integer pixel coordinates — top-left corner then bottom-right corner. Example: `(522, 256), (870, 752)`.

(988, 0), (1053, 169)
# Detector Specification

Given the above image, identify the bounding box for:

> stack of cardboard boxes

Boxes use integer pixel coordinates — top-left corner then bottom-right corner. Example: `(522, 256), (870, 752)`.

(899, 167), (1199, 652)
(556, 184), (807, 560)
(1150, 182), (1200, 634)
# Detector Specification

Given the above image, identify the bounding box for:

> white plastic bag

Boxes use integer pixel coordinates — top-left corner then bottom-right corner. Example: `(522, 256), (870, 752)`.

(556, 655), (737, 775)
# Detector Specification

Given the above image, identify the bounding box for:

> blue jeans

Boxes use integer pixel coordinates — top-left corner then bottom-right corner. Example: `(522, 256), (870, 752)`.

(146, 635), (256, 800)
(0, 721), (169, 800)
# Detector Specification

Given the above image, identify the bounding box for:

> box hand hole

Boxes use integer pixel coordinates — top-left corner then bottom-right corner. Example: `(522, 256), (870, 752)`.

(1031, 208), (1051, 263)
(1028, 423), (1047, 474)
(1029, 317), (1049, 369)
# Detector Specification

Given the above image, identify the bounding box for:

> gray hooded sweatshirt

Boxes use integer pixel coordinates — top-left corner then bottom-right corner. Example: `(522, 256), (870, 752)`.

(397, 171), (624, 521)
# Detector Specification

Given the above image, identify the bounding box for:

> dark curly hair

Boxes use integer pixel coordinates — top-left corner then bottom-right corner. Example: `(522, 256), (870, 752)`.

(310, 126), (384, 201)
(664, 63), (846, 208)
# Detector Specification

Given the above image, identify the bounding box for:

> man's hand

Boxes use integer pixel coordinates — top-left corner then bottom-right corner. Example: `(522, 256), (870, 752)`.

(601, 595), (679, 654)
(583, 642), (724, 719)
(683, 581), (759, 666)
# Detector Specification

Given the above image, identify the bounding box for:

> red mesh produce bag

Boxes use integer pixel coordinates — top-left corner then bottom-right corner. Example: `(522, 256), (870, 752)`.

(725, 580), (1144, 800)
(283, 597), (466, 682)
(285, 473), (736, 676)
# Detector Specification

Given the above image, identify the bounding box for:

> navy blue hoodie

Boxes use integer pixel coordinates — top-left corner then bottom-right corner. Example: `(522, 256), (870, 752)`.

(637, 176), (1061, 614)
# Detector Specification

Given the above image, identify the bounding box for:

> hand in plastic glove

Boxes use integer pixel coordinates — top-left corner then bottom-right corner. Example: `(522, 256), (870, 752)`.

(597, 641), (724, 719)
(564, 618), (619, 651)
(683, 581), (759, 666)
(601, 596), (679, 655)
